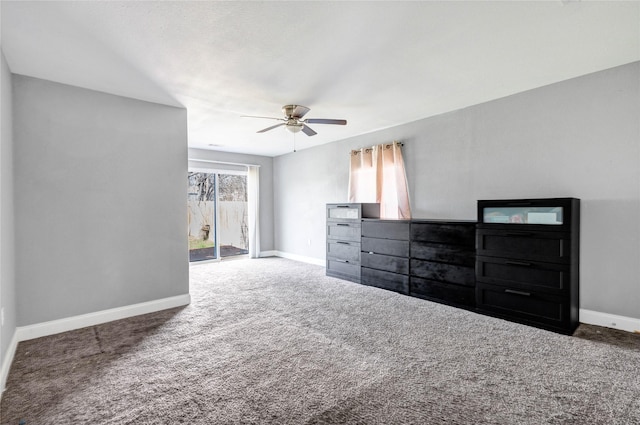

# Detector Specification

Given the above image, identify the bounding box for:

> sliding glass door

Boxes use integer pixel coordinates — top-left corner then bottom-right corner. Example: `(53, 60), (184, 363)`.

(188, 171), (248, 262)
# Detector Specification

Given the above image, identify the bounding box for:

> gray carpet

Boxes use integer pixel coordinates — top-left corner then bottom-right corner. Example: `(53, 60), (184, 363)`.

(1, 257), (639, 424)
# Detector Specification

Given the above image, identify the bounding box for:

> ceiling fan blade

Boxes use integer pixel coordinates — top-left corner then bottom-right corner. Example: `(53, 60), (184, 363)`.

(291, 105), (310, 118)
(301, 124), (317, 136)
(241, 115), (284, 121)
(257, 123), (286, 133)
(304, 118), (347, 125)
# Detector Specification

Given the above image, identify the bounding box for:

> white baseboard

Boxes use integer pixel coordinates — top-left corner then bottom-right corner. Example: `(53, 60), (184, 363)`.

(16, 294), (191, 342)
(0, 330), (19, 397)
(579, 309), (640, 334)
(259, 250), (278, 258)
(270, 250), (325, 267)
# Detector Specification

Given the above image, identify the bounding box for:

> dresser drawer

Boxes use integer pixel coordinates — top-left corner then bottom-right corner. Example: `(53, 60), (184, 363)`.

(477, 283), (570, 331)
(362, 237), (409, 257)
(327, 222), (361, 242)
(327, 204), (360, 220)
(410, 259), (475, 287)
(327, 203), (380, 221)
(361, 267), (409, 294)
(327, 259), (360, 279)
(477, 229), (571, 264)
(362, 220), (410, 240)
(327, 241), (361, 263)
(478, 198), (576, 232)
(411, 222), (475, 246)
(476, 256), (569, 295)
(411, 242), (475, 267)
(410, 277), (475, 308)
(361, 252), (409, 274)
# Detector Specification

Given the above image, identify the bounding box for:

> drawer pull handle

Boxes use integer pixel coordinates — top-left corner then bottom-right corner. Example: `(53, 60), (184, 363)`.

(505, 289), (531, 297)
(335, 259), (350, 263)
(505, 232), (532, 237)
(336, 241), (350, 245)
(336, 223), (350, 227)
(505, 261), (533, 267)
(336, 205), (351, 208)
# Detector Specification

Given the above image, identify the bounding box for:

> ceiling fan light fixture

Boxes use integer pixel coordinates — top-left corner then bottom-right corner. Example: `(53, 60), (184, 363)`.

(286, 123), (304, 133)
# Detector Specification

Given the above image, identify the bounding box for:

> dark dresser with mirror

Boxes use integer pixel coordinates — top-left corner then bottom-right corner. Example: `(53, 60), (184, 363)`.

(326, 198), (580, 335)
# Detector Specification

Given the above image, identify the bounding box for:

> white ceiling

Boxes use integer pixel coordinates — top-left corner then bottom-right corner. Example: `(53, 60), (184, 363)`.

(1, 1), (638, 157)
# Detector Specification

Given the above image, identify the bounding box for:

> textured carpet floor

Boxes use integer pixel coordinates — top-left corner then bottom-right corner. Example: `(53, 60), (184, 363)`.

(1, 257), (639, 424)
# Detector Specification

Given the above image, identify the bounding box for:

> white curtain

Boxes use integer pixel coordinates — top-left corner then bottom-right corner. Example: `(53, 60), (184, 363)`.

(348, 141), (411, 219)
(247, 165), (260, 258)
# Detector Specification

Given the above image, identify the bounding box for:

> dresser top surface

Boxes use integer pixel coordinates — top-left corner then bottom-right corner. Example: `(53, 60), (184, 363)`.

(361, 218), (476, 224)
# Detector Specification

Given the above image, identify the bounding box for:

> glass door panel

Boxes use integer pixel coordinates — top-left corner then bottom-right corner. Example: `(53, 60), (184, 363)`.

(188, 172), (216, 262)
(218, 174), (249, 258)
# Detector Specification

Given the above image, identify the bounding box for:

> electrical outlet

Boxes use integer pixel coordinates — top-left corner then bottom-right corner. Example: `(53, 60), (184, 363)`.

(1, 307), (4, 327)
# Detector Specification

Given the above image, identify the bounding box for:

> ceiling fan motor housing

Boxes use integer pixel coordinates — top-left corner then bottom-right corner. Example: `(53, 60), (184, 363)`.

(282, 104), (310, 119)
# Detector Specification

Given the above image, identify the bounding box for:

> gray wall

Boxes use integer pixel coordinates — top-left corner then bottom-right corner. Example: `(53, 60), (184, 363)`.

(274, 62), (640, 319)
(0, 51), (16, 369)
(14, 76), (189, 326)
(187, 148), (275, 253)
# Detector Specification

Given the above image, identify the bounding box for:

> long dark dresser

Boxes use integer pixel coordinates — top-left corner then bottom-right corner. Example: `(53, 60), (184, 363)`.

(326, 199), (580, 335)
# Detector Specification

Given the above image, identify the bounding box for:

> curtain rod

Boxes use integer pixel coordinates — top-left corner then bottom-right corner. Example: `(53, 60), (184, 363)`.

(349, 141), (404, 155)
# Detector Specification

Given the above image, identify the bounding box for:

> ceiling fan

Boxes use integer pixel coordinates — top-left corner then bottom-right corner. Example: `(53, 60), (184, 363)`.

(242, 105), (347, 136)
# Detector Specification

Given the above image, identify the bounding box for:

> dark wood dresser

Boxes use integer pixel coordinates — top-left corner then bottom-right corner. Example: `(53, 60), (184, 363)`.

(359, 218), (476, 308)
(361, 220), (410, 294)
(476, 198), (580, 334)
(409, 220), (476, 309)
(326, 203), (380, 283)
